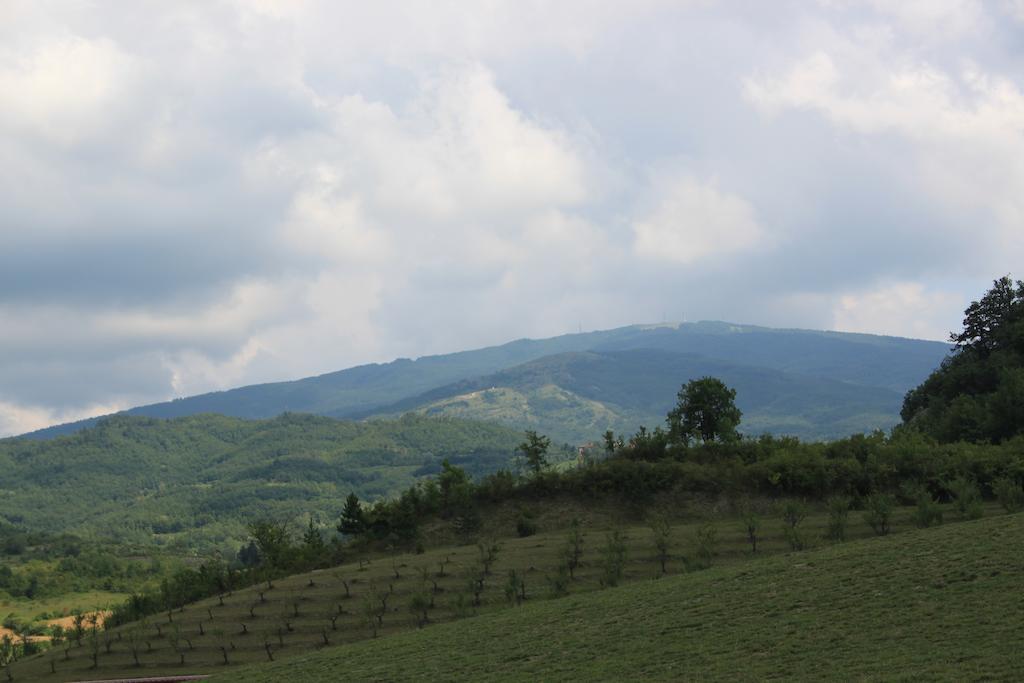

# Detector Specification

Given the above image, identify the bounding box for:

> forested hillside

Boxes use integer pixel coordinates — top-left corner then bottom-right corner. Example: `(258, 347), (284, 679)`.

(0, 413), (521, 553)
(25, 322), (949, 441)
(368, 348), (905, 442)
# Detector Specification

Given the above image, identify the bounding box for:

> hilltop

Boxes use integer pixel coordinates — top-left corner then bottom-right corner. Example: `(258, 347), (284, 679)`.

(23, 321), (949, 442)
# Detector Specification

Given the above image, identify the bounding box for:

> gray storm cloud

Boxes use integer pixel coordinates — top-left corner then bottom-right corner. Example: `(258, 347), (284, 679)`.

(1, 0), (1022, 435)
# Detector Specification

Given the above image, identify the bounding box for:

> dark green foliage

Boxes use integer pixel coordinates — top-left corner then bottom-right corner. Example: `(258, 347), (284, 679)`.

(902, 276), (1024, 443)
(337, 493), (367, 537)
(863, 493), (895, 536)
(781, 501), (807, 550)
(650, 516), (672, 573)
(667, 377), (742, 444)
(825, 496), (850, 541)
(946, 476), (984, 520)
(516, 431), (550, 475)
(515, 508), (538, 538)
(564, 519), (585, 580)
(600, 530), (627, 587)
(691, 525), (717, 570)
(903, 484), (943, 528)
(0, 413), (521, 554)
(738, 500), (762, 553)
(991, 476), (1024, 512)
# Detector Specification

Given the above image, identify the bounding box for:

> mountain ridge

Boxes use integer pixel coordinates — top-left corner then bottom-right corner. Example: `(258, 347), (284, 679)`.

(19, 321), (950, 441)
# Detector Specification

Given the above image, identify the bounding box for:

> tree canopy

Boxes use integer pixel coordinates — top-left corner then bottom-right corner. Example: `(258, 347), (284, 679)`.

(667, 377), (742, 444)
(902, 275), (1024, 443)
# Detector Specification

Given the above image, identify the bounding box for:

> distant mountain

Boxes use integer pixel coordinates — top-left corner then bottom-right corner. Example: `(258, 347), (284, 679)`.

(365, 349), (908, 443)
(23, 321), (950, 442)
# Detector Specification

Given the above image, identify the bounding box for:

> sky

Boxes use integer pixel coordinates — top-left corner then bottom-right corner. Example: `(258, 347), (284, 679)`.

(2, 0), (1024, 436)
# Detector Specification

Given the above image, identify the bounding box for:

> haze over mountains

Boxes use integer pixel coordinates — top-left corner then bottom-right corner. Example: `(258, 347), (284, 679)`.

(23, 321), (949, 443)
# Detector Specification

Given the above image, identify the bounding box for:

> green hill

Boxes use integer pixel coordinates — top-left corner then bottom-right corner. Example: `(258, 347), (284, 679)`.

(368, 349), (905, 443)
(211, 512), (1024, 682)
(0, 413), (521, 551)
(23, 321), (948, 440)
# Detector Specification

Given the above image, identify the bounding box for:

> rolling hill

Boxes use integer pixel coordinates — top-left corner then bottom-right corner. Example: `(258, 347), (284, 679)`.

(365, 348), (907, 443)
(23, 321), (950, 442)
(0, 413), (522, 551)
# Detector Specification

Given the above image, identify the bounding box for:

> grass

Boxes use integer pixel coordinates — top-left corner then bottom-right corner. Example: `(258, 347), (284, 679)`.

(213, 512), (1024, 682)
(0, 590), (124, 626)
(5, 503), (1018, 681)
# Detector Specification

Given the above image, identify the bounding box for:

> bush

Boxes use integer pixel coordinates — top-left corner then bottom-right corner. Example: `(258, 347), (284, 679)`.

(691, 525), (717, 569)
(947, 476), (984, 520)
(515, 509), (538, 538)
(781, 500), (807, 550)
(991, 476), (1024, 513)
(825, 496), (850, 542)
(863, 493), (895, 535)
(903, 483), (943, 528)
(600, 530), (627, 587)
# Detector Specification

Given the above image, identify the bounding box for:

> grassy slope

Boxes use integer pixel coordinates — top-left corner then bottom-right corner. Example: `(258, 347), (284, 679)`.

(214, 513), (1024, 682)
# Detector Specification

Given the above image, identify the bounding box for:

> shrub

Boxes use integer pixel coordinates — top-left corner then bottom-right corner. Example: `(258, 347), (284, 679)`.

(781, 500), (807, 550)
(738, 499), (761, 553)
(547, 563), (570, 598)
(992, 476), (1024, 513)
(692, 525), (717, 569)
(825, 496), (850, 541)
(563, 519), (585, 579)
(947, 476), (984, 520)
(600, 530), (627, 587)
(863, 493), (895, 535)
(649, 516), (672, 574)
(903, 483), (943, 528)
(515, 509), (538, 538)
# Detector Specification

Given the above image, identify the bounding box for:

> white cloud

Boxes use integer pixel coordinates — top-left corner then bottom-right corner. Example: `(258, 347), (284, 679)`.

(744, 44), (1024, 265)
(632, 176), (765, 265)
(2, 1), (1023, 436)
(833, 282), (961, 341)
(0, 34), (139, 146)
(0, 399), (126, 437)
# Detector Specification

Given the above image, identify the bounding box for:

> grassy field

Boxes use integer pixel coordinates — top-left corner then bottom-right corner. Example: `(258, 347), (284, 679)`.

(213, 511), (1024, 682)
(0, 590), (123, 627)
(5, 502), (1018, 681)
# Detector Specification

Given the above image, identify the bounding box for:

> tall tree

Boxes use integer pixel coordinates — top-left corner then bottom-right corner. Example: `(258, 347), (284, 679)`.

(902, 275), (1024, 443)
(667, 377), (742, 444)
(337, 493), (367, 537)
(517, 431), (551, 475)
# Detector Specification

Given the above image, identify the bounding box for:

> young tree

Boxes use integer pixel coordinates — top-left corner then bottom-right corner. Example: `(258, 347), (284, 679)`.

(338, 493), (368, 537)
(667, 377), (742, 444)
(246, 520), (293, 569)
(692, 525), (717, 570)
(863, 493), (895, 535)
(781, 500), (807, 550)
(650, 516), (672, 574)
(947, 476), (984, 519)
(826, 496), (850, 541)
(517, 431), (551, 475)
(738, 500), (762, 553)
(992, 476), (1024, 512)
(600, 530), (628, 587)
(564, 518), (585, 579)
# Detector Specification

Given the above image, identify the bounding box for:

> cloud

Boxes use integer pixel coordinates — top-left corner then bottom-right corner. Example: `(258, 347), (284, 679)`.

(1, 1), (1021, 435)
(832, 281), (962, 341)
(632, 176), (765, 265)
